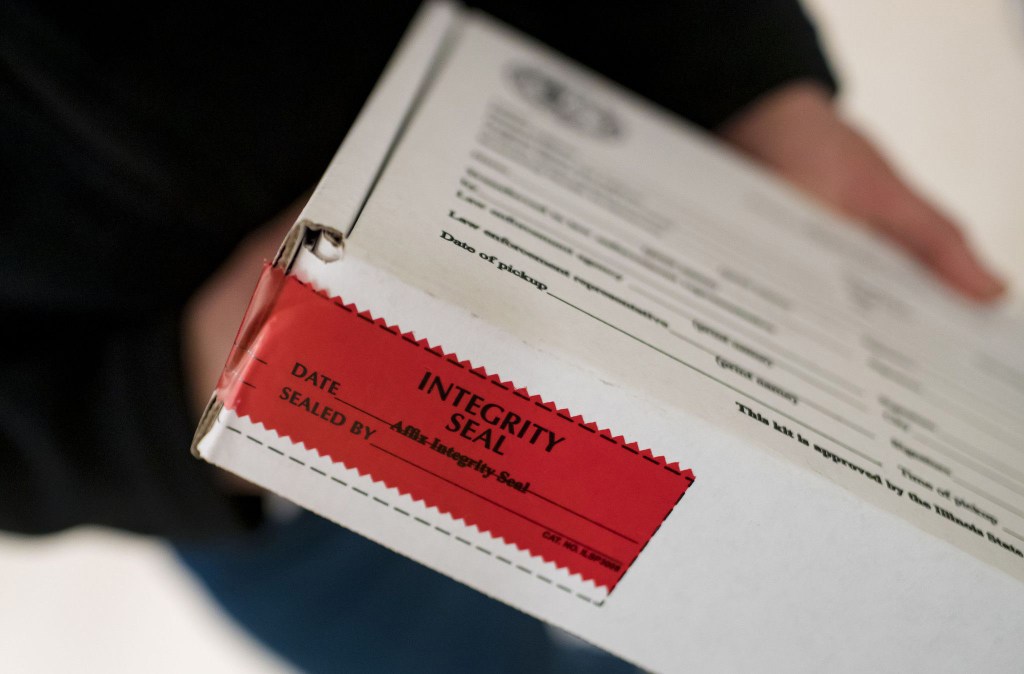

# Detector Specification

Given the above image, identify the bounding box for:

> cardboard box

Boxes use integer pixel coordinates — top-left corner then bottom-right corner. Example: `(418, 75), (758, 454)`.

(194, 3), (1024, 670)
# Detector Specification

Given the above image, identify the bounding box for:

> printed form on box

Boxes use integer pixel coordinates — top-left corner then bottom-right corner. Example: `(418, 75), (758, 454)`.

(193, 3), (1024, 671)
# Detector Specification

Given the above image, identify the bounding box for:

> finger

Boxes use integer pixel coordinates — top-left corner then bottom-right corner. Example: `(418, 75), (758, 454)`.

(717, 85), (1007, 302)
(858, 177), (1006, 302)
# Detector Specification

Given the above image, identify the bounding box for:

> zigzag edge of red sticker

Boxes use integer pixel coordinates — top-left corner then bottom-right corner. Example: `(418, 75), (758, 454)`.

(217, 265), (695, 592)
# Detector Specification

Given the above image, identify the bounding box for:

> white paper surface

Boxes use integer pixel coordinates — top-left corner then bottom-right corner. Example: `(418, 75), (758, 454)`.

(197, 3), (1024, 670)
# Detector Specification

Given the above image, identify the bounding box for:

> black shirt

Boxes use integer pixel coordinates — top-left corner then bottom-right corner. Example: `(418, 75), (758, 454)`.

(0, 1), (834, 538)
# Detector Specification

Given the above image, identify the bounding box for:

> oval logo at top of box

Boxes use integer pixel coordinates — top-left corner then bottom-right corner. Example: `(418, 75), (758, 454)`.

(508, 64), (623, 140)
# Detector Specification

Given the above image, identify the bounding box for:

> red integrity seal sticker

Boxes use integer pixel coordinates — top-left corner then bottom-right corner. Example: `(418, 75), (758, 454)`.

(219, 266), (695, 591)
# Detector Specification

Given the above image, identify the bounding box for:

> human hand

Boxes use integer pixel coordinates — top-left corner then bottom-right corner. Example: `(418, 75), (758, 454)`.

(182, 196), (307, 420)
(718, 81), (1006, 302)
(181, 196), (307, 493)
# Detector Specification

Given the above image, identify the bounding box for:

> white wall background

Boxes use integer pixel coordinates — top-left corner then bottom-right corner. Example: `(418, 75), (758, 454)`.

(2, 3), (1021, 672)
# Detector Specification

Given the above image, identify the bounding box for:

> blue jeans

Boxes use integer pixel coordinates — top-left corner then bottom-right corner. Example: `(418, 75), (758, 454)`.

(174, 510), (636, 673)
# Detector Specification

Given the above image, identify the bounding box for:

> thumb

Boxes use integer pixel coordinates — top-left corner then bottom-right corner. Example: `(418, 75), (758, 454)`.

(719, 83), (1006, 302)
(833, 137), (1006, 302)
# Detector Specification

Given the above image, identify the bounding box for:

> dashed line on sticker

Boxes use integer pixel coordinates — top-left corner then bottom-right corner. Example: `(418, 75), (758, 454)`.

(225, 424), (605, 607)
